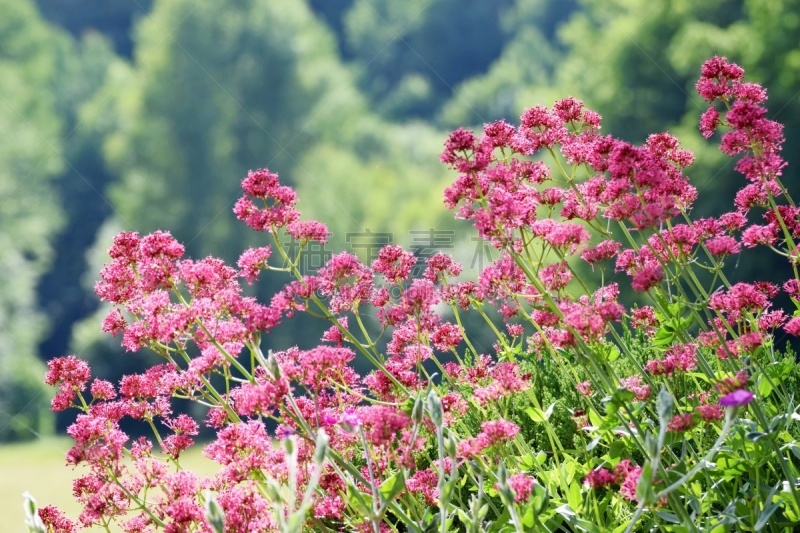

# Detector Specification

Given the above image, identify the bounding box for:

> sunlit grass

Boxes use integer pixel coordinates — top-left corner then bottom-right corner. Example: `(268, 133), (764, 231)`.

(0, 437), (217, 531)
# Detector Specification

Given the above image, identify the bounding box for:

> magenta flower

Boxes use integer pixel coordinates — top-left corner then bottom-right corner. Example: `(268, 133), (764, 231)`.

(719, 389), (754, 407)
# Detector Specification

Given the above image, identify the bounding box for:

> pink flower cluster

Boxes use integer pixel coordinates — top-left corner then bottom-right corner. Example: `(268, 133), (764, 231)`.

(42, 57), (800, 531)
(584, 460), (642, 503)
(457, 419), (520, 458)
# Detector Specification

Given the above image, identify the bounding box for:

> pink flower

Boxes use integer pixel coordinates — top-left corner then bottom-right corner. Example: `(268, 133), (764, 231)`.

(481, 419), (520, 442)
(553, 97), (584, 122)
(38, 505), (78, 533)
(696, 403), (724, 422)
(715, 371), (750, 395)
(631, 306), (658, 336)
(619, 465), (643, 502)
(581, 240), (621, 264)
(358, 406), (412, 447)
(706, 235), (741, 256)
(407, 469), (440, 506)
(720, 389), (754, 407)
(424, 253), (462, 282)
(667, 413), (696, 433)
(540, 261), (572, 291)
(505, 473), (535, 503)
(620, 375), (651, 402)
(473, 362), (531, 406)
(631, 263), (663, 292)
(699, 107), (720, 138)
(506, 323), (524, 337)
(90, 379), (116, 401)
(457, 419), (520, 459)
(584, 467), (616, 489)
(287, 220), (330, 243)
(742, 223), (778, 248)
(372, 244), (416, 282)
(46, 355), (92, 411)
(46, 355), (91, 389)
(234, 169), (300, 232)
(784, 317), (800, 337)
(237, 246), (271, 283)
(430, 322), (462, 351)
(696, 56), (744, 102)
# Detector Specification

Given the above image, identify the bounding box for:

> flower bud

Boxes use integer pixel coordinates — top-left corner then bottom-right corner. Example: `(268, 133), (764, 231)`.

(266, 350), (282, 380)
(427, 389), (443, 428)
(23, 492), (46, 533)
(204, 492), (225, 533)
(314, 428), (330, 465)
(411, 394), (425, 425)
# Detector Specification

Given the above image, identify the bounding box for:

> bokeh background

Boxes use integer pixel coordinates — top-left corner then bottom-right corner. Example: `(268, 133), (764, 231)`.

(2, 0), (799, 523)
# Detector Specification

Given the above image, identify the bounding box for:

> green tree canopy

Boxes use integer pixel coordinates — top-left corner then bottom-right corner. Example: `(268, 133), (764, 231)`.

(0, 0), (71, 441)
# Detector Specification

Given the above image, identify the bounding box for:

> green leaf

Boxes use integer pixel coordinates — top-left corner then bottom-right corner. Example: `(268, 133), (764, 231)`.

(746, 431), (768, 442)
(532, 484), (549, 515)
(379, 471), (406, 502)
(755, 503), (780, 531)
(456, 509), (472, 528)
(555, 504), (601, 532)
(758, 377), (773, 398)
(607, 346), (621, 362)
(427, 389), (443, 427)
(788, 444), (800, 462)
(400, 397), (415, 416)
(526, 407), (547, 423)
(586, 436), (602, 452)
(655, 511), (681, 524)
(519, 453), (535, 469)
(636, 462), (654, 505)
(567, 482), (582, 511)
(562, 459), (577, 485)
(653, 326), (675, 347)
(536, 452), (548, 465)
(609, 439), (626, 459)
(346, 485), (374, 517)
(607, 388), (636, 414)
(522, 502), (535, 528)
(687, 372), (710, 383)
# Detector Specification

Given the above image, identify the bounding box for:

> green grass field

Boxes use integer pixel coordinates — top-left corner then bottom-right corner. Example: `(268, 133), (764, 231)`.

(0, 437), (217, 531)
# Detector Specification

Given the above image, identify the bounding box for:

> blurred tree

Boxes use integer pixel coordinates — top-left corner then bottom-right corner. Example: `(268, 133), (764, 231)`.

(344, 0), (515, 119)
(307, 0), (355, 55)
(102, 0), (371, 261)
(36, 34), (121, 364)
(70, 0), (455, 382)
(35, 0), (153, 57)
(439, 26), (561, 127)
(0, 0), (70, 441)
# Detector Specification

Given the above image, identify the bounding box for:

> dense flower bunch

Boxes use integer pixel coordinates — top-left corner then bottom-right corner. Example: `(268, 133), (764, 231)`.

(37, 57), (800, 532)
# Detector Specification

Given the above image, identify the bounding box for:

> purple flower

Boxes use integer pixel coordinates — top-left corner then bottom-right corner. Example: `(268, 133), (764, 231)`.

(719, 389), (754, 407)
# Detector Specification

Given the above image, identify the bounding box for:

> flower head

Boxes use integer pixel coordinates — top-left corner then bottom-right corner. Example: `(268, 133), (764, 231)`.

(719, 389), (754, 407)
